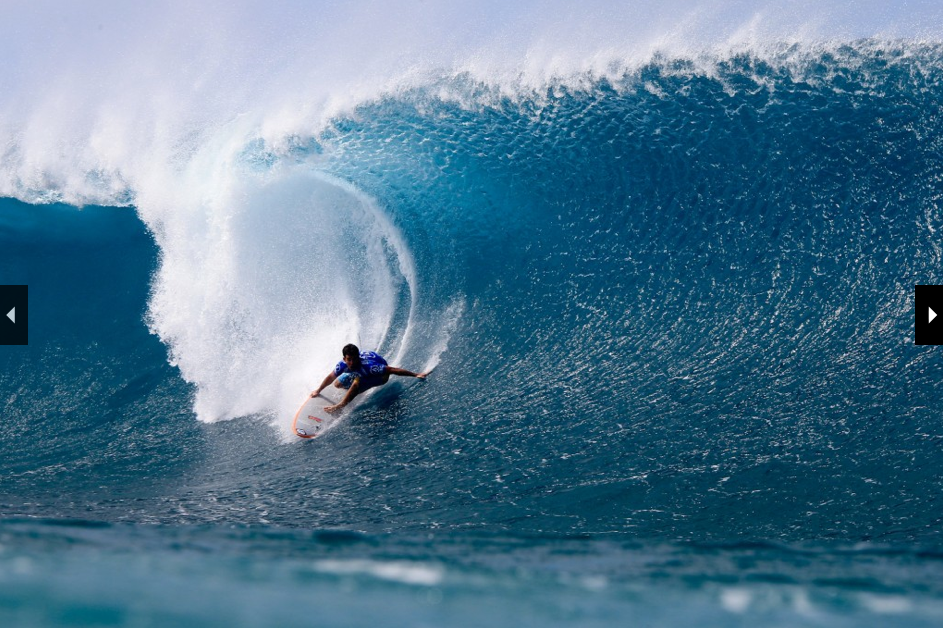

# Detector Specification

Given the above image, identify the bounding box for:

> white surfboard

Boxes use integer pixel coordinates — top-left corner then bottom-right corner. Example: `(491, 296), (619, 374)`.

(292, 389), (345, 439)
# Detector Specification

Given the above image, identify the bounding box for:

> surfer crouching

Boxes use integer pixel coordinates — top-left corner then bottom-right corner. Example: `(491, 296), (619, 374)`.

(311, 344), (429, 413)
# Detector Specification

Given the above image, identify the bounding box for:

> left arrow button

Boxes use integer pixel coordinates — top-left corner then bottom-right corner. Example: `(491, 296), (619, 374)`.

(6, 308), (13, 324)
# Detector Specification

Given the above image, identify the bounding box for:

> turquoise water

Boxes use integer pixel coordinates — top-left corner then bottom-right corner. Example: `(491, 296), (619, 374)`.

(3, 520), (943, 627)
(2, 2), (943, 625)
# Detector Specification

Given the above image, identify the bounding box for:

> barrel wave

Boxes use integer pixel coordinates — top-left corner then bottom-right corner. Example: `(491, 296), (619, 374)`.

(3, 43), (941, 541)
(2, 8), (943, 624)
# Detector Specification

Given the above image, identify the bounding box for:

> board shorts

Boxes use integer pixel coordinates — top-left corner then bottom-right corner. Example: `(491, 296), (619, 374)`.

(334, 351), (389, 392)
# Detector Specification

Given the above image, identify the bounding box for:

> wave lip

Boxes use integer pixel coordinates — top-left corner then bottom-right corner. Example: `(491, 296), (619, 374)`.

(2, 2), (943, 209)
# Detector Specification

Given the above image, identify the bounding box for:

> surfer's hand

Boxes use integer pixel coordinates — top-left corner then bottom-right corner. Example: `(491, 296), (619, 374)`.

(310, 390), (321, 398)
(416, 372), (428, 379)
(324, 404), (343, 414)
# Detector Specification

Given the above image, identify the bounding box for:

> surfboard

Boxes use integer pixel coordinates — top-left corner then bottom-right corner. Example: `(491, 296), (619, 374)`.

(292, 390), (344, 439)
(292, 367), (434, 439)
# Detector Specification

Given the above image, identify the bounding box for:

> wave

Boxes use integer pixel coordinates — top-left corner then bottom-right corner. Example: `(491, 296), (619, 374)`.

(2, 3), (943, 539)
(87, 42), (943, 428)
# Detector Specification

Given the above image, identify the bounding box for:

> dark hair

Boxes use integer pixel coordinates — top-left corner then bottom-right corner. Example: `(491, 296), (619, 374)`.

(342, 344), (360, 359)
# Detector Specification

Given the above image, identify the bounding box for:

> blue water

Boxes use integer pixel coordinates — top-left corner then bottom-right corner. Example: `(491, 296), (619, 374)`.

(2, 3), (943, 624)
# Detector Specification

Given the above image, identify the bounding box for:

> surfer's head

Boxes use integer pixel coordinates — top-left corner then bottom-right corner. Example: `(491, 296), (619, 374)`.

(342, 344), (361, 369)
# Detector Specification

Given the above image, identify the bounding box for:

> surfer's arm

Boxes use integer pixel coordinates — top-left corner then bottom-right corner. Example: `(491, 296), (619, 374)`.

(325, 379), (360, 413)
(386, 366), (428, 379)
(312, 372), (337, 397)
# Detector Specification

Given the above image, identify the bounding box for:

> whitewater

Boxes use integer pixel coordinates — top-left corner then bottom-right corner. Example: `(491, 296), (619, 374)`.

(2, 1), (943, 626)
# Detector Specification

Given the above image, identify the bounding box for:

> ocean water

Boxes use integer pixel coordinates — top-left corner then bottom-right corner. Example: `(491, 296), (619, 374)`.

(2, 1), (943, 626)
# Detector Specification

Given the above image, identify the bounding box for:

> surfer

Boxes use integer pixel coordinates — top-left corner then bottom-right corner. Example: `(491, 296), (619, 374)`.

(312, 344), (429, 413)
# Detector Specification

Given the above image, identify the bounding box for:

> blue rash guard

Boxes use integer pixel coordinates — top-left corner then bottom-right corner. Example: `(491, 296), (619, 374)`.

(334, 351), (389, 391)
